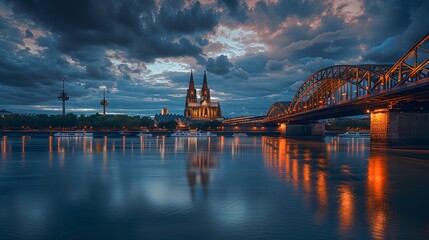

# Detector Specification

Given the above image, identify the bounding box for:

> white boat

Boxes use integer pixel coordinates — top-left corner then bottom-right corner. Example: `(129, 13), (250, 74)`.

(338, 131), (370, 138)
(170, 130), (217, 137)
(118, 131), (131, 136)
(54, 130), (93, 137)
(137, 132), (152, 137)
(232, 133), (248, 137)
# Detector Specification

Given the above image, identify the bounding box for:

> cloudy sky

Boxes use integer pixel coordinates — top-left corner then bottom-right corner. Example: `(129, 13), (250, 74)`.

(0, 0), (428, 117)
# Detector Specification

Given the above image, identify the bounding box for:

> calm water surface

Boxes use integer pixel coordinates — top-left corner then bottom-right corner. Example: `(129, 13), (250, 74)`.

(0, 134), (428, 239)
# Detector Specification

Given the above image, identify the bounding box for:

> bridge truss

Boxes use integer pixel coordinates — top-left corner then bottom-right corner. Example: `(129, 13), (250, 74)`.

(265, 33), (429, 122)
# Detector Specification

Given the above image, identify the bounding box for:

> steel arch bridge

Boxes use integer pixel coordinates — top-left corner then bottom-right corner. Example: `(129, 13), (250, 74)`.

(264, 33), (429, 124)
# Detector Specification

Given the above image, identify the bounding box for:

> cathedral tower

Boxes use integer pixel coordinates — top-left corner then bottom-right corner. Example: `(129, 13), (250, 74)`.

(184, 71), (222, 121)
(186, 70), (197, 103)
(200, 70), (211, 104)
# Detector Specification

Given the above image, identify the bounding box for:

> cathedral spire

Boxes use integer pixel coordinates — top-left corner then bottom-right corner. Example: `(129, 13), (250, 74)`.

(186, 70), (197, 104)
(200, 70), (211, 103)
(202, 70), (208, 90)
(189, 70), (195, 90)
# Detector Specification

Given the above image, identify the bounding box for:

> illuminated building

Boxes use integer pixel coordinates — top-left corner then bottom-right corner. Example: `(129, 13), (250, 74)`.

(161, 108), (169, 115)
(184, 70), (222, 121)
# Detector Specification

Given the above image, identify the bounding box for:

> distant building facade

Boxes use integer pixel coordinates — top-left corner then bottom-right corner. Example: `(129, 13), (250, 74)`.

(0, 109), (12, 118)
(161, 108), (169, 115)
(154, 114), (191, 128)
(184, 71), (222, 121)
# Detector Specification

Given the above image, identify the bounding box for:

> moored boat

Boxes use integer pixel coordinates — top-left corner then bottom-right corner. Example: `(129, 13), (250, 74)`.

(137, 132), (152, 137)
(54, 130), (93, 137)
(118, 131), (131, 136)
(170, 130), (217, 137)
(338, 131), (370, 138)
(232, 133), (248, 137)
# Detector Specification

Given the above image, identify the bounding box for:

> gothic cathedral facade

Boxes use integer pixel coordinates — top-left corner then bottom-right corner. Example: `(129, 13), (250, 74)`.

(184, 71), (222, 121)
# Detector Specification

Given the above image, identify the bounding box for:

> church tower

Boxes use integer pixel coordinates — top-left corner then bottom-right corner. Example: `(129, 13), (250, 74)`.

(184, 70), (222, 120)
(200, 70), (211, 104)
(186, 70), (197, 103)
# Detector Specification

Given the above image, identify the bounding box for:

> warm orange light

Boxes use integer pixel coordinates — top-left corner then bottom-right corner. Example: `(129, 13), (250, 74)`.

(21, 136), (26, 153)
(303, 164), (311, 193)
(48, 136), (53, 153)
(367, 156), (387, 240)
(338, 184), (354, 234)
(366, 109), (370, 113)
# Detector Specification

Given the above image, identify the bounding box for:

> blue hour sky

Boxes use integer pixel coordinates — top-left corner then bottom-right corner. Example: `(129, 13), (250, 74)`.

(0, 0), (428, 116)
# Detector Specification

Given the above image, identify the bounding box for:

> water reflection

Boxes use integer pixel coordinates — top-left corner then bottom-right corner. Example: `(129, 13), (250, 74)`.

(262, 136), (366, 237)
(338, 184), (355, 236)
(315, 170), (328, 223)
(186, 146), (217, 198)
(367, 154), (388, 240)
(0, 135), (427, 239)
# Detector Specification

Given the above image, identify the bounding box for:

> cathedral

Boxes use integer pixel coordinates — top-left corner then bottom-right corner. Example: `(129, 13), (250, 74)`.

(184, 71), (222, 121)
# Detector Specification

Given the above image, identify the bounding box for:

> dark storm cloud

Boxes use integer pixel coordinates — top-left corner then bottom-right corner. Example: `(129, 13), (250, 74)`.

(158, 1), (219, 33)
(363, 0), (429, 62)
(25, 29), (33, 38)
(206, 55), (232, 75)
(265, 59), (286, 72)
(217, 0), (248, 22)
(235, 54), (268, 74)
(0, 16), (24, 47)
(1, 0), (428, 116)
(250, 0), (325, 31)
(8, 0), (219, 62)
(195, 36), (209, 46)
(86, 62), (112, 80)
(206, 54), (248, 79)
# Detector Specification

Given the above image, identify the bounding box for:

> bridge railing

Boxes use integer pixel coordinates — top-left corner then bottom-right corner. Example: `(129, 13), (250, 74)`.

(265, 33), (429, 122)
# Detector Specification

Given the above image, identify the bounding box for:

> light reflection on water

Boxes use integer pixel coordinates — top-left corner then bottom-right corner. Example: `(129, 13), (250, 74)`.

(0, 135), (428, 239)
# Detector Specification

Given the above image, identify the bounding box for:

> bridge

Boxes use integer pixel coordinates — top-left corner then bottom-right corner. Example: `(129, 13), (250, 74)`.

(226, 33), (429, 145)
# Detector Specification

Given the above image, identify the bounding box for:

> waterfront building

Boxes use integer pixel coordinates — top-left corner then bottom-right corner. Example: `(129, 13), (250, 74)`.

(154, 114), (192, 127)
(184, 71), (222, 121)
(161, 108), (169, 115)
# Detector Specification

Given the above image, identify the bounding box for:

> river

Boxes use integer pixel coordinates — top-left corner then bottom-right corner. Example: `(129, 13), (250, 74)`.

(0, 134), (428, 239)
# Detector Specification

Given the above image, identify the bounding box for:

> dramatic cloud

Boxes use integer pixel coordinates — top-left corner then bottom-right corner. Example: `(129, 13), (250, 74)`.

(206, 55), (233, 75)
(0, 0), (428, 116)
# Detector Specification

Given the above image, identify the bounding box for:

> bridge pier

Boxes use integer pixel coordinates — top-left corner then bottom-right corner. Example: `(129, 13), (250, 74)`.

(280, 123), (325, 138)
(370, 108), (429, 146)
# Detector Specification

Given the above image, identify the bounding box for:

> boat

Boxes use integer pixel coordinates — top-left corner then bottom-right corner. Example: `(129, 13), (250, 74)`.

(170, 130), (217, 137)
(137, 132), (152, 137)
(232, 133), (248, 137)
(338, 131), (370, 138)
(53, 130), (93, 137)
(118, 131), (131, 136)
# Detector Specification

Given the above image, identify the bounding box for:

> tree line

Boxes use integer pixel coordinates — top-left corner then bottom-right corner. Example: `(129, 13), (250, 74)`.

(0, 113), (154, 130)
(326, 118), (370, 131)
(0, 113), (223, 131)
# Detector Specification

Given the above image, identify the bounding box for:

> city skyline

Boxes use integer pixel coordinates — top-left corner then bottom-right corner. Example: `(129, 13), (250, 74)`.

(0, 0), (428, 116)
